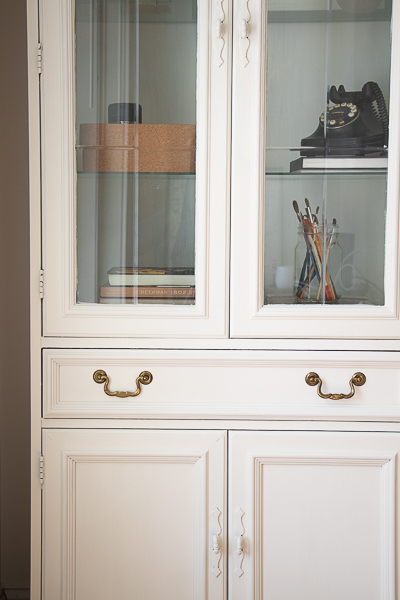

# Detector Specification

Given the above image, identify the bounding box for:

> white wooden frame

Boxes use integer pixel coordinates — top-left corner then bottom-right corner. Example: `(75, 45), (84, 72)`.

(230, 0), (400, 338)
(40, 0), (231, 337)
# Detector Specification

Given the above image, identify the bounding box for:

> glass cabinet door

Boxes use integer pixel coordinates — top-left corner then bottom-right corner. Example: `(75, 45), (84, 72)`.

(231, 0), (400, 338)
(75, 0), (197, 306)
(41, 0), (230, 337)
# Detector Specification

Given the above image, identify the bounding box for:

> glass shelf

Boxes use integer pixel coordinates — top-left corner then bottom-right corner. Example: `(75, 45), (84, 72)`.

(265, 294), (376, 305)
(75, 0), (197, 23)
(268, 0), (392, 23)
(266, 170), (388, 176)
(77, 171), (196, 176)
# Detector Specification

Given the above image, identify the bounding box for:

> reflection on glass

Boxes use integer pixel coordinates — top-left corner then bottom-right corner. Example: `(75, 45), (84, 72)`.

(264, 0), (391, 306)
(75, 0), (197, 305)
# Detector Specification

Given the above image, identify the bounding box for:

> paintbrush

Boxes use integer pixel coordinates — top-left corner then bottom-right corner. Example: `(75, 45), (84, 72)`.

(292, 200), (303, 223)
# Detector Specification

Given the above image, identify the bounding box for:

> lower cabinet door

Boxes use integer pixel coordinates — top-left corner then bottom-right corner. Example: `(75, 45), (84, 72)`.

(42, 429), (227, 600)
(229, 430), (399, 600)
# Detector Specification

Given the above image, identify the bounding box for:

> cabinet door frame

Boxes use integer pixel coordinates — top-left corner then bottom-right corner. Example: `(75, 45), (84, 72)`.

(42, 428), (227, 600)
(40, 0), (231, 338)
(229, 429), (398, 600)
(230, 0), (400, 339)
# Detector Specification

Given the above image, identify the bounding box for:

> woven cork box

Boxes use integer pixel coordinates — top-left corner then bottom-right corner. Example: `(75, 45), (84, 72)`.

(80, 124), (196, 173)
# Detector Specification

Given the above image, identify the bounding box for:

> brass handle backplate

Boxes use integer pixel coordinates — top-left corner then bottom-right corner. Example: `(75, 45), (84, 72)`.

(93, 369), (153, 398)
(305, 371), (366, 400)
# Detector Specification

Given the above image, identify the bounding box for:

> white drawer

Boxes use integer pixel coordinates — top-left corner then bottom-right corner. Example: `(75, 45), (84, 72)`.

(43, 349), (400, 420)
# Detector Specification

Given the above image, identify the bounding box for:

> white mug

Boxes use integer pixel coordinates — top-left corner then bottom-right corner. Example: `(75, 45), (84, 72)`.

(275, 265), (294, 290)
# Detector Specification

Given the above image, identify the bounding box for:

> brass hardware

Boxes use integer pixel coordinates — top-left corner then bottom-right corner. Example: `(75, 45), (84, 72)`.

(93, 369), (153, 398)
(305, 371), (366, 400)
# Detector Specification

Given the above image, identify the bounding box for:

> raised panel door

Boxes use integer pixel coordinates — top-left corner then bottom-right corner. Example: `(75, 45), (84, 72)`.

(229, 430), (399, 600)
(42, 428), (227, 600)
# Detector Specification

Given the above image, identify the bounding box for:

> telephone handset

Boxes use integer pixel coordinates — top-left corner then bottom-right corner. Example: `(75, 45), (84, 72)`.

(300, 81), (389, 157)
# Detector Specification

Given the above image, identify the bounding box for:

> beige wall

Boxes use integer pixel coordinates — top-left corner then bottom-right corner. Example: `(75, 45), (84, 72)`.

(0, 0), (31, 597)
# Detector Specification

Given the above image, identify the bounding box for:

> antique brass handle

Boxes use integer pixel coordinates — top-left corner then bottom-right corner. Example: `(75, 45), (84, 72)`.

(93, 369), (153, 398)
(305, 371), (366, 400)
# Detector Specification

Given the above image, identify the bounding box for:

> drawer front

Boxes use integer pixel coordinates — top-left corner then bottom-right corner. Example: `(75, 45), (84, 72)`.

(43, 349), (400, 420)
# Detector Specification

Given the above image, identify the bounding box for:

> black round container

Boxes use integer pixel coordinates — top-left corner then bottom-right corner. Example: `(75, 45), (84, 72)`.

(108, 103), (142, 124)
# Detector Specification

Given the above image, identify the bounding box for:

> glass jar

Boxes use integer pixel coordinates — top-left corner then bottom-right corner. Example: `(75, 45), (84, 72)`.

(294, 223), (342, 303)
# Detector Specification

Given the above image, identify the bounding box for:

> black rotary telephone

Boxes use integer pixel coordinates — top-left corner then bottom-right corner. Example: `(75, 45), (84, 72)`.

(300, 81), (389, 157)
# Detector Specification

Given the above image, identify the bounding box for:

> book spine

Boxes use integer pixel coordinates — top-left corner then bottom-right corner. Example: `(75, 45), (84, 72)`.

(100, 286), (195, 298)
(108, 277), (195, 286)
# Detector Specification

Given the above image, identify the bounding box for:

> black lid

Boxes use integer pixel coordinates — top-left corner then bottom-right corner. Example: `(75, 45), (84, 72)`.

(108, 103), (142, 124)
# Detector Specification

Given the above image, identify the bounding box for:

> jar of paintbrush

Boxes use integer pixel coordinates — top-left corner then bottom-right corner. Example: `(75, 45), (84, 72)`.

(293, 199), (342, 303)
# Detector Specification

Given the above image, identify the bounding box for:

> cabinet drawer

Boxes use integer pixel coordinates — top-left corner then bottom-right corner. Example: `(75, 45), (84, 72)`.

(43, 349), (400, 420)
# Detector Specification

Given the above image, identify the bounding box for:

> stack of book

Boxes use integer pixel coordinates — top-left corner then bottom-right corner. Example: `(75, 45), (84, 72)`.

(99, 267), (195, 304)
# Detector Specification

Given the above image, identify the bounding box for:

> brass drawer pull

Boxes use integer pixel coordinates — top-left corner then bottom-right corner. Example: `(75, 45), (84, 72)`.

(93, 369), (153, 398)
(305, 371), (366, 400)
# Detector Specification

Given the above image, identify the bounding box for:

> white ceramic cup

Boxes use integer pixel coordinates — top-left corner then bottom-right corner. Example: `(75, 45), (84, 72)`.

(275, 265), (294, 290)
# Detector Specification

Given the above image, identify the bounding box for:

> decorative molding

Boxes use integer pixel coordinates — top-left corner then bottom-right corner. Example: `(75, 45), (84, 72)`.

(44, 348), (400, 369)
(65, 450), (206, 599)
(253, 454), (396, 467)
(66, 452), (202, 464)
(253, 453), (397, 600)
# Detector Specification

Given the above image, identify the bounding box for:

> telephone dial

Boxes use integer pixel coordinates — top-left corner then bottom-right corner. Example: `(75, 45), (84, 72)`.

(300, 81), (389, 156)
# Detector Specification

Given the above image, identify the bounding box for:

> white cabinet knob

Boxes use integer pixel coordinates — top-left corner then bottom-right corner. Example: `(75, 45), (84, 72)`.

(212, 533), (221, 554)
(235, 534), (244, 555)
(216, 18), (223, 39)
(241, 18), (248, 39)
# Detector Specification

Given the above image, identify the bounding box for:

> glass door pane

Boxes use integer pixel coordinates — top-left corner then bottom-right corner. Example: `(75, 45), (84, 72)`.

(264, 0), (391, 307)
(75, 0), (197, 306)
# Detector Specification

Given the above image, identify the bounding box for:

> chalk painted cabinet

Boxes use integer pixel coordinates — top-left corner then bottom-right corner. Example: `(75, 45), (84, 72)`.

(41, 427), (400, 600)
(26, 0), (400, 599)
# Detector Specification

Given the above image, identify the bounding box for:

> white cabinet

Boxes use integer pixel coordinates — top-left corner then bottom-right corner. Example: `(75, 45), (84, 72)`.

(42, 426), (400, 600)
(25, 0), (400, 599)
